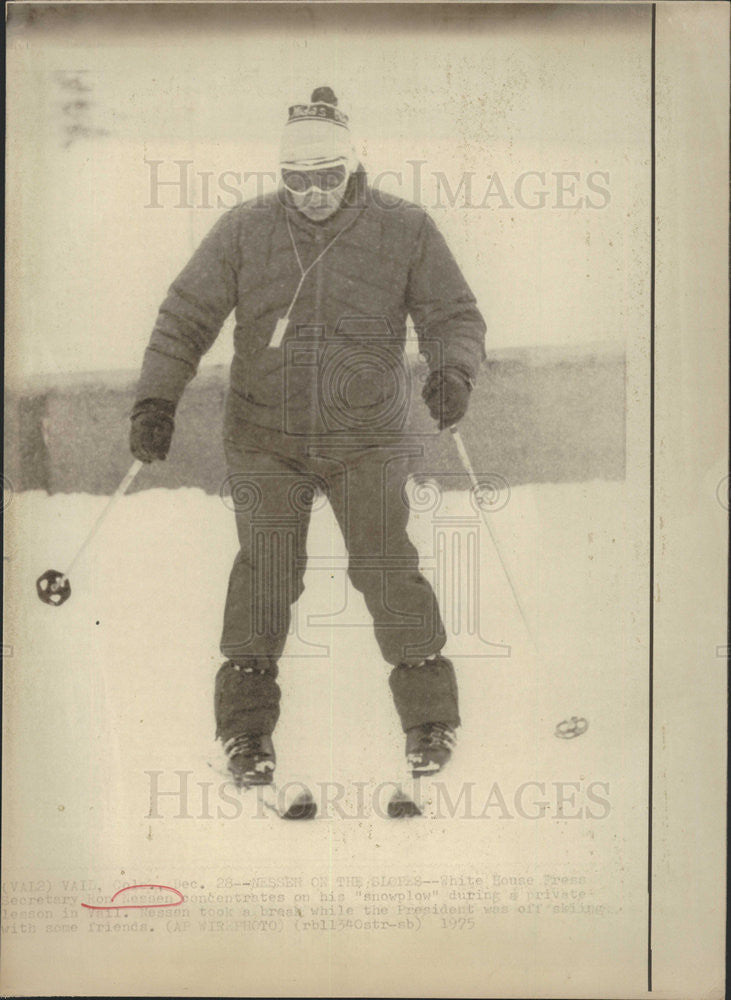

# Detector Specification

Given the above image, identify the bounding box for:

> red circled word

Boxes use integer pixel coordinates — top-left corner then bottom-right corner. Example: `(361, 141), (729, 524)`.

(81, 884), (185, 910)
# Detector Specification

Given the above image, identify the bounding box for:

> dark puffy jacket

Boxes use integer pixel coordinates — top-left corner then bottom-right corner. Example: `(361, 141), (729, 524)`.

(135, 166), (487, 437)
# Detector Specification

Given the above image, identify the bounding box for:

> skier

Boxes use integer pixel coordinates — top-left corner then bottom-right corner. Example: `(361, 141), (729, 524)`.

(130, 87), (486, 789)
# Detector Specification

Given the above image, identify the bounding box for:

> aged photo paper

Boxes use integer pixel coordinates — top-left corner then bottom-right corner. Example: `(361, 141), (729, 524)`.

(3, 2), (728, 997)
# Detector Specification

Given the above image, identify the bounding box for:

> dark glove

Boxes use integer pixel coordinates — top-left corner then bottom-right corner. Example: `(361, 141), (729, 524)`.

(129, 398), (176, 462)
(422, 366), (474, 429)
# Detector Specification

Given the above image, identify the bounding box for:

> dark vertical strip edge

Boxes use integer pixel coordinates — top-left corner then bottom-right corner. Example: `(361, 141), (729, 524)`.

(648, 2), (656, 993)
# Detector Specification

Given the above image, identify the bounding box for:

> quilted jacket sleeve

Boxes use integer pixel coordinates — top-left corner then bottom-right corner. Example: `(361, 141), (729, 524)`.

(134, 209), (240, 405)
(405, 212), (487, 382)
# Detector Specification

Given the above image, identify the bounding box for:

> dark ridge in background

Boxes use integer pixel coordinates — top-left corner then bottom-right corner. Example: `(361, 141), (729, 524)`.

(5, 345), (626, 496)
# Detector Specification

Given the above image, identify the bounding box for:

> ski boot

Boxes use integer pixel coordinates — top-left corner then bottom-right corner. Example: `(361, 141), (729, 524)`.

(387, 724), (457, 818)
(405, 721), (457, 777)
(387, 722), (457, 818)
(222, 733), (276, 788)
(221, 734), (317, 818)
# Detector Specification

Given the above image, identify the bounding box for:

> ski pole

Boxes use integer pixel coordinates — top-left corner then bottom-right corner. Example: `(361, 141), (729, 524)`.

(36, 459), (144, 606)
(449, 426), (538, 651)
(450, 428), (590, 737)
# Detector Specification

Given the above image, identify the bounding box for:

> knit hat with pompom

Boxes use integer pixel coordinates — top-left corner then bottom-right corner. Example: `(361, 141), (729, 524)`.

(280, 87), (358, 171)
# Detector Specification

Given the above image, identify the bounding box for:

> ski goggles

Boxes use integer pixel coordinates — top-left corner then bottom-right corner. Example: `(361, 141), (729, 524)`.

(281, 164), (348, 195)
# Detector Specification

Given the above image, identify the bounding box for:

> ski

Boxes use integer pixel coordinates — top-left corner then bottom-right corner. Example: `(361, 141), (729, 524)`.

(387, 786), (422, 818)
(386, 771), (445, 819)
(207, 746), (452, 820)
(386, 763), (460, 819)
(256, 782), (318, 820)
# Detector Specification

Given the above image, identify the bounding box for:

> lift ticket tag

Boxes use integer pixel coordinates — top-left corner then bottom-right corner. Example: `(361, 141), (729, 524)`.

(268, 316), (290, 348)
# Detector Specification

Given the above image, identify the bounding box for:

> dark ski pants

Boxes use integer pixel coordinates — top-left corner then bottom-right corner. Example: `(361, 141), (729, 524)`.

(215, 429), (460, 740)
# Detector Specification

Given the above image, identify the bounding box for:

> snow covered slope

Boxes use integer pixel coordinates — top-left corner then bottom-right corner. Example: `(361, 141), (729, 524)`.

(3, 479), (650, 995)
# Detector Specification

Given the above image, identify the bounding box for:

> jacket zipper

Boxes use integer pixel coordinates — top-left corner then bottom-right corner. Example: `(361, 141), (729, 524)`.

(311, 242), (324, 433)
(315, 248), (323, 327)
